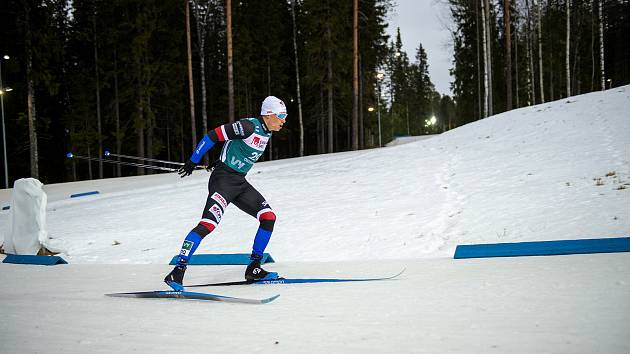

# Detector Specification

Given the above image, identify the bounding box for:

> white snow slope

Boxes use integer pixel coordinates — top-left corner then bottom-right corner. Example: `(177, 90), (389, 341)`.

(0, 86), (629, 353)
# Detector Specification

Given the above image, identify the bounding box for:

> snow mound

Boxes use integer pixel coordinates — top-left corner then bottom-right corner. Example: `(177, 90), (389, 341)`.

(2, 178), (50, 255)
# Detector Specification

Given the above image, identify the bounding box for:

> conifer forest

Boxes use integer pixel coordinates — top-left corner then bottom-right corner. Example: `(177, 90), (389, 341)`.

(0, 0), (628, 185)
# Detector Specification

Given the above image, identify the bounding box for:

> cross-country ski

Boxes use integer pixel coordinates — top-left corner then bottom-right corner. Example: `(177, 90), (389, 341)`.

(186, 268), (406, 287)
(105, 290), (279, 304)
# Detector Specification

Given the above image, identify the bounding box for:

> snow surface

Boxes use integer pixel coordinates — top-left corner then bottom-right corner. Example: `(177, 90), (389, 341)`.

(1, 86), (629, 353)
(1, 256), (628, 353)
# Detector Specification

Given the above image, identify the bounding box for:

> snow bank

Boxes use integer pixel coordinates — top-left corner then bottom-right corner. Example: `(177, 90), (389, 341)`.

(2, 178), (49, 255)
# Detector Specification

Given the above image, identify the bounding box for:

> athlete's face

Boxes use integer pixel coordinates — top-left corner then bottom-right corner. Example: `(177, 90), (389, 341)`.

(264, 114), (286, 132)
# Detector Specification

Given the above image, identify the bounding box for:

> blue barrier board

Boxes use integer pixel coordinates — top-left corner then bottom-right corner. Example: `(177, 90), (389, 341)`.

(3, 254), (68, 265)
(454, 237), (630, 259)
(70, 191), (100, 198)
(169, 253), (275, 266)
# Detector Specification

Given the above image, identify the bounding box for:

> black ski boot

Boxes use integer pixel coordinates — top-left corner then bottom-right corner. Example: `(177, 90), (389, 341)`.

(245, 255), (279, 281)
(164, 264), (187, 291)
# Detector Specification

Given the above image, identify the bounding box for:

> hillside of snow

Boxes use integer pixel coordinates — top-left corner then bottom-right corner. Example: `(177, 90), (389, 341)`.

(1, 86), (629, 264)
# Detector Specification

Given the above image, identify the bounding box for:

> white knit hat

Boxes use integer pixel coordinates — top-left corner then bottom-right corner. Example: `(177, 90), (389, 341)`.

(260, 96), (287, 119)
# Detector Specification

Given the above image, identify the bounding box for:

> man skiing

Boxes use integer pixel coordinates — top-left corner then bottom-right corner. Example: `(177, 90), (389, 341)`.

(164, 96), (287, 291)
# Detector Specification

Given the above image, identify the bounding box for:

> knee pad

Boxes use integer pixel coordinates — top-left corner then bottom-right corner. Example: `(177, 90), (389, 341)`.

(192, 218), (217, 238)
(258, 211), (276, 232)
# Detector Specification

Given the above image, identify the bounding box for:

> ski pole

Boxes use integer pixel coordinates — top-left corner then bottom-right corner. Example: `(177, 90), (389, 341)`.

(104, 150), (184, 166)
(104, 150), (208, 170)
(66, 153), (178, 172)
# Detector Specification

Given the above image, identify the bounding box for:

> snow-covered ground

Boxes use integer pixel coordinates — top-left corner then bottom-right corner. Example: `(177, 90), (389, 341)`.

(1, 86), (629, 353)
(2, 255), (628, 353)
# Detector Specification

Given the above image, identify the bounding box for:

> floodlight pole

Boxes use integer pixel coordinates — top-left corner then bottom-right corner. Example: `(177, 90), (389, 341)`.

(0, 55), (9, 189)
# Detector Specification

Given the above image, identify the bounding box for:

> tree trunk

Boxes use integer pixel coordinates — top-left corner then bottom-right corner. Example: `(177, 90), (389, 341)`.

(536, 0), (545, 102)
(351, 0), (359, 150)
(114, 49), (121, 177)
(319, 83), (325, 154)
(504, 0), (513, 110)
(166, 110), (171, 162)
(514, 24), (519, 108)
(193, 0), (210, 164)
(572, 23), (581, 94)
(86, 138), (92, 180)
(326, 25), (334, 153)
(179, 109), (185, 162)
(93, 12), (103, 179)
(359, 54), (364, 147)
(591, 0), (595, 91)
(290, 0), (304, 157)
(480, 0), (489, 117)
(526, 0), (535, 105)
(566, 0), (571, 97)
(406, 103), (409, 135)
(549, 27), (554, 101)
(24, 3), (39, 179)
(599, 0), (606, 91)
(136, 124), (144, 176)
(72, 149), (76, 181)
(185, 0), (197, 149)
(389, 76), (393, 140)
(136, 79), (145, 176)
(476, 0), (482, 119)
(484, 0), (493, 115)
(226, 0), (235, 122)
(146, 95), (154, 175)
(525, 24), (533, 105)
(27, 64), (39, 179)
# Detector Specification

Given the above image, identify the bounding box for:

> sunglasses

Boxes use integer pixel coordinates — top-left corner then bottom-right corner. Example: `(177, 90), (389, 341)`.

(276, 113), (288, 120)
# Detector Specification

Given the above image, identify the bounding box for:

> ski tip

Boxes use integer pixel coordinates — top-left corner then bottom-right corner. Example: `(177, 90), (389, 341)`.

(262, 294), (280, 304)
(386, 267), (406, 280)
(105, 292), (136, 298)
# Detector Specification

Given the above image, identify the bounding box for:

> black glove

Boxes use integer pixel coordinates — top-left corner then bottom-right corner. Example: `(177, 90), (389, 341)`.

(205, 160), (219, 172)
(177, 159), (197, 178)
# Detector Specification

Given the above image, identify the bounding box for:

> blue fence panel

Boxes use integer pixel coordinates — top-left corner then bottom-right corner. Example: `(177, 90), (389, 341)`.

(454, 237), (630, 259)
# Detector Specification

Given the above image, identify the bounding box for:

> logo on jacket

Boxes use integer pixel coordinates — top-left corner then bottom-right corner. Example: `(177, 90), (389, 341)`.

(246, 134), (268, 150)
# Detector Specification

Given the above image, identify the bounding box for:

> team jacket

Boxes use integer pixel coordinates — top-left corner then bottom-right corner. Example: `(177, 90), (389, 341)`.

(190, 118), (272, 174)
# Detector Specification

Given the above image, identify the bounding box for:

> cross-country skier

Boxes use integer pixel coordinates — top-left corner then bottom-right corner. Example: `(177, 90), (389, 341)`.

(164, 96), (287, 291)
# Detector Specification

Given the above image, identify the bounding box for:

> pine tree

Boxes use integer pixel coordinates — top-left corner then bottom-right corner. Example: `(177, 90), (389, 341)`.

(504, 0), (513, 110)
(290, 0), (305, 156)
(409, 44), (435, 135)
(185, 0), (197, 148)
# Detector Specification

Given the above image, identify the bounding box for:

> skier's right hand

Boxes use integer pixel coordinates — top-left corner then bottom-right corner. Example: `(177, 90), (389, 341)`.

(178, 159), (197, 178)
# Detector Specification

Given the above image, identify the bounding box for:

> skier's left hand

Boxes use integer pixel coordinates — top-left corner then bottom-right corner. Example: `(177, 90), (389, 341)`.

(178, 160), (197, 178)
